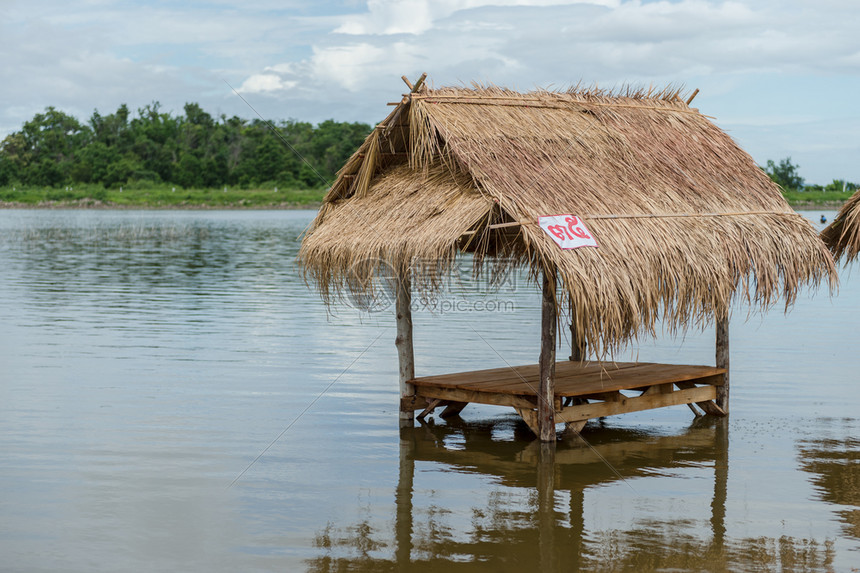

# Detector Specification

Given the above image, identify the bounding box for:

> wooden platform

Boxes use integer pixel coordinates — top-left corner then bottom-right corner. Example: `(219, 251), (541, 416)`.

(405, 361), (726, 436)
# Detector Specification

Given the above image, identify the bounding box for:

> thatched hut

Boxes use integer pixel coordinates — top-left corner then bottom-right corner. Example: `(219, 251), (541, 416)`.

(299, 75), (836, 441)
(821, 189), (860, 263)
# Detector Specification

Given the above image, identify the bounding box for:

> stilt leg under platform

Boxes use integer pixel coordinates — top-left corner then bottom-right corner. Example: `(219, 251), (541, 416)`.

(716, 315), (730, 413)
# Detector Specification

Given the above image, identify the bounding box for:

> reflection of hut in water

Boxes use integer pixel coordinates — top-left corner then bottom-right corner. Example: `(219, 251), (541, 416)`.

(307, 423), (835, 572)
(299, 74), (836, 440)
(821, 189), (860, 263)
(798, 431), (860, 540)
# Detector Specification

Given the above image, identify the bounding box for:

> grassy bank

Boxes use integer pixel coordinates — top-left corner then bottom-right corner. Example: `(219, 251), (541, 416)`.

(0, 184), (326, 209)
(780, 189), (852, 209)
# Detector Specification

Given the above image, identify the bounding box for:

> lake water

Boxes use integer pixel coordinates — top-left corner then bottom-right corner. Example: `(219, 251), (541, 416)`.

(0, 208), (857, 572)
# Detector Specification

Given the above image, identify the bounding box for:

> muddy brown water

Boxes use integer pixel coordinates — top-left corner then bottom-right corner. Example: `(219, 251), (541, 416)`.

(0, 209), (856, 572)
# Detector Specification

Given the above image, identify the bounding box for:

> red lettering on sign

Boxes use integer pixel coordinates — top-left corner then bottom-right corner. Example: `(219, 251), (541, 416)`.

(547, 225), (568, 241)
(565, 216), (591, 239)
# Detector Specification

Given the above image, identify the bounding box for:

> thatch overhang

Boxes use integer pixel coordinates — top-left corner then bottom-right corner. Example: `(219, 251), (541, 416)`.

(299, 82), (837, 353)
(821, 189), (860, 263)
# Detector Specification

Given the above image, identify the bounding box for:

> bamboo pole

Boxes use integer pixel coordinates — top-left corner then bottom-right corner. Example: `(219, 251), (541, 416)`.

(715, 315), (730, 413)
(458, 210), (799, 237)
(686, 88), (700, 105)
(396, 267), (415, 426)
(538, 266), (557, 442)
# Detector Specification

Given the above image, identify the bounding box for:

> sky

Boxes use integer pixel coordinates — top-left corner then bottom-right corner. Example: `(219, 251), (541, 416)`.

(2, 0), (859, 185)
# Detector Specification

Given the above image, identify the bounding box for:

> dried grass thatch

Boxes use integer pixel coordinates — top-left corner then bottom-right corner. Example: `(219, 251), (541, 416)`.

(299, 81), (836, 353)
(821, 189), (860, 263)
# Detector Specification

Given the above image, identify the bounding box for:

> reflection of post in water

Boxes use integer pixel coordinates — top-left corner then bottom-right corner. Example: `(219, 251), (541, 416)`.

(396, 428), (415, 569)
(537, 441), (557, 572)
(711, 417), (728, 550)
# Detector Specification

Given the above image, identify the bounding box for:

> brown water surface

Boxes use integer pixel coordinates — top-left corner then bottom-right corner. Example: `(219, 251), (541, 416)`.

(0, 209), (856, 572)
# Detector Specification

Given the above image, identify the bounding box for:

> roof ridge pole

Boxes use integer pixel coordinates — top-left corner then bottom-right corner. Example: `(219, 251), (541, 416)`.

(538, 265), (558, 442)
(715, 315), (729, 413)
(396, 265), (416, 427)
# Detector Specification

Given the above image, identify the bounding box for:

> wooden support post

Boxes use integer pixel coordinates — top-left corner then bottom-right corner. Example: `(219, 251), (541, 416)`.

(715, 315), (730, 414)
(569, 303), (585, 362)
(440, 401), (468, 418)
(538, 266), (557, 442)
(396, 267), (415, 427)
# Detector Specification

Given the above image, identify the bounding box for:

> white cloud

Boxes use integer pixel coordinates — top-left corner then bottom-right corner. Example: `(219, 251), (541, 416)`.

(310, 42), (423, 90)
(238, 74), (298, 93)
(334, 0), (620, 35)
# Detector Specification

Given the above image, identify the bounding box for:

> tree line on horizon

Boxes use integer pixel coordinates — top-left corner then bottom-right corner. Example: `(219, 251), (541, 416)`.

(1, 104), (856, 197)
(762, 157), (857, 194)
(0, 103), (372, 189)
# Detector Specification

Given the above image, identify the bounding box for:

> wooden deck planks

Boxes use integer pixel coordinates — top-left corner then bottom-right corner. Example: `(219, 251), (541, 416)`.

(410, 361), (725, 399)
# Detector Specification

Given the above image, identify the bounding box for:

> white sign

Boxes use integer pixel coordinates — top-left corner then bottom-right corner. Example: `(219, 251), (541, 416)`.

(538, 215), (599, 250)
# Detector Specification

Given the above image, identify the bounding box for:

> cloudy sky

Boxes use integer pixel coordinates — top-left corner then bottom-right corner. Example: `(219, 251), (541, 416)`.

(2, 0), (859, 184)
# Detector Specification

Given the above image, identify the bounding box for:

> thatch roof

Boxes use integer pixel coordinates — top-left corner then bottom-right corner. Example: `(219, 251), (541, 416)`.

(299, 81), (836, 353)
(821, 189), (860, 263)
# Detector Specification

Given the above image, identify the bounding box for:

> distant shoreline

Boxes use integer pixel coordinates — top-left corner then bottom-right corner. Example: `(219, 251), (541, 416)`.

(0, 200), (322, 210)
(787, 201), (845, 210)
(0, 199), (845, 211)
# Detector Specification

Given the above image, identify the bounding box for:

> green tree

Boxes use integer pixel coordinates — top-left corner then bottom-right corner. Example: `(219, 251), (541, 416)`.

(10, 107), (90, 185)
(0, 154), (16, 185)
(180, 102), (214, 158)
(0, 102), (371, 191)
(764, 157), (804, 190)
(823, 179), (859, 193)
(130, 102), (180, 181)
(0, 133), (26, 184)
(70, 141), (119, 183)
(173, 152), (203, 188)
(309, 119), (371, 179)
(255, 136), (289, 184)
(102, 156), (140, 188)
(90, 104), (132, 151)
(25, 158), (64, 187)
